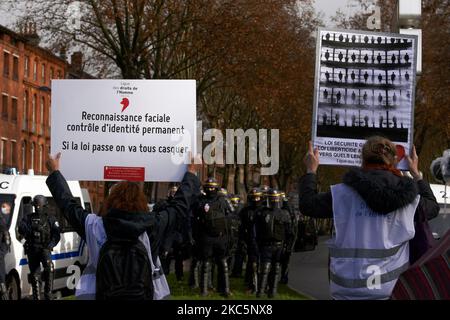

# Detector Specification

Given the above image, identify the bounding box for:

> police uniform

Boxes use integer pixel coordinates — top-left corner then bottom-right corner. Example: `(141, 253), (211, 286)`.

(194, 178), (233, 297)
(18, 195), (61, 300)
(0, 207), (12, 300)
(226, 195), (241, 278)
(188, 206), (202, 289)
(254, 189), (291, 298)
(237, 188), (263, 292)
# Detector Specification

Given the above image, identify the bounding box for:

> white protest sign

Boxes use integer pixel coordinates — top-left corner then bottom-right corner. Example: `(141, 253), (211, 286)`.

(51, 80), (196, 182)
(312, 28), (418, 170)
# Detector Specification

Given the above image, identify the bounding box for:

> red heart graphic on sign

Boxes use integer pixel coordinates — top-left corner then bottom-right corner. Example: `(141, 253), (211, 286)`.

(121, 98), (130, 112)
(396, 145), (406, 162)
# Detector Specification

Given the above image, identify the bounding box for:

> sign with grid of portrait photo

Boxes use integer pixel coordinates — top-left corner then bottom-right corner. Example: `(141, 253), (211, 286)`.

(311, 28), (418, 170)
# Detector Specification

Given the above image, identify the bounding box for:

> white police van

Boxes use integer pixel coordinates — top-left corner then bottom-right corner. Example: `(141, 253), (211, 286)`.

(429, 184), (450, 240)
(0, 171), (88, 299)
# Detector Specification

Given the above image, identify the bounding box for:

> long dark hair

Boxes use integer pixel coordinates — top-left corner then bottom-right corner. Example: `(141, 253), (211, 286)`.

(100, 181), (148, 216)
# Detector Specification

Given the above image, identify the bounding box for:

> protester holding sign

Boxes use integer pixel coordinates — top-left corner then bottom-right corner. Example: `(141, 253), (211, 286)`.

(51, 80), (196, 182)
(298, 136), (439, 300)
(44, 153), (201, 300)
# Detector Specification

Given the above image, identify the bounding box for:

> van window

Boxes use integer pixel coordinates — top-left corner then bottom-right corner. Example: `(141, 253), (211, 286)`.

(0, 194), (16, 229)
(46, 197), (81, 233)
(16, 196), (32, 241)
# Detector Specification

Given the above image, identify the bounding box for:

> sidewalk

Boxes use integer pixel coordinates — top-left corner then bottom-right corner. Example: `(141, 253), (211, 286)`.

(287, 236), (331, 300)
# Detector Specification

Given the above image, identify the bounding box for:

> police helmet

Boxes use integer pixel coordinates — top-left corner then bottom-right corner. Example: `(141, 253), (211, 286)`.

(247, 187), (263, 202)
(260, 185), (270, 194)
(266, 189), (282, 208)
(218, 188), (228, 197)
(230, 195), (241, 205)
(32, 195), (48, 209)
(204, 177), (220, 194)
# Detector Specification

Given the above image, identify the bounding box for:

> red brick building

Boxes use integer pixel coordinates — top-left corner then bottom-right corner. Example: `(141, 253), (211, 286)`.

(0, 25), (65, 175)
(0, 24), (105, 211)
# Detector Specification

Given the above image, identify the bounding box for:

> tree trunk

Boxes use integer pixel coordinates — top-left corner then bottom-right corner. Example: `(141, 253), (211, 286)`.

(270, 175), (279, 189)
(223, 165), (229, 189)
(244, 164), (253, 190)
(252, 166), (261, 187)
(235, 165), (246, 199)
(226, 164), (236, 194)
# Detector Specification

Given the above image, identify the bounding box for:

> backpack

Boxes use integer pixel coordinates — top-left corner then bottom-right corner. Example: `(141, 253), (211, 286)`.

(96, 239), (154, 300)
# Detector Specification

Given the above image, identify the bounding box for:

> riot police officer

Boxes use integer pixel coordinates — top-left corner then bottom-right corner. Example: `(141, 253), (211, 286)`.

(236, 188), (263, 292)
(194, 177), (233, 297)
(260, 185), (270, 208)
(188, 206), (201, 289)
(217, 188), (228, 199)
(229, 195), (243, 213)
(19, 195), (60, 300)
(279, 192), (298, 284)
(254, 189), (291, 298)
(227, 194), (242, 277)
(230, 194), (244, 278)
(0, 201), (12, 300)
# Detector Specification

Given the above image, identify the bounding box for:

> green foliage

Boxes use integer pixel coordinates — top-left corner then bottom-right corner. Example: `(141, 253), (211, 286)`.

(166, 273), (309, 300)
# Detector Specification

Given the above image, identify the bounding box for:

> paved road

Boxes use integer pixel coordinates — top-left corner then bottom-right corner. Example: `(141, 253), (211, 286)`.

(287, 236), (331, 300)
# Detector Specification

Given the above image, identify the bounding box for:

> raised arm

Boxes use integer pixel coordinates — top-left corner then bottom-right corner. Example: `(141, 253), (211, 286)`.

(406, 146), (440, 221)
(45, 153), (90, 239)
(298, 142), (333, 219)
(147, 156), (202, 255)
(298, 173), (333, 218)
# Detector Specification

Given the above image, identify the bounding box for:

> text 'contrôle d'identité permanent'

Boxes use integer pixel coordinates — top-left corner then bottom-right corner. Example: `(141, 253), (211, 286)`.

(65, 111), (186, 136)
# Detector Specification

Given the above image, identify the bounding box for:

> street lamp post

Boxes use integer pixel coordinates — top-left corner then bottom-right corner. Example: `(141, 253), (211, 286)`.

(398, 0), (422, 75)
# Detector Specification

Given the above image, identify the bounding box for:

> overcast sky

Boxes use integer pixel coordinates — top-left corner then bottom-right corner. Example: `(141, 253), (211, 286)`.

(315, 0), (360, 25)
(0, 0), (362, 29)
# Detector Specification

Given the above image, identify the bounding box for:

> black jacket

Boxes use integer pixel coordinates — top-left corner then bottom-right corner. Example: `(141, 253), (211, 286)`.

(18, 212), (61, 250)
(298, 169), (440, 221)
(46, 170), (201, 258)
(192, 194), (234, 238)
(253, 207), (292, 245)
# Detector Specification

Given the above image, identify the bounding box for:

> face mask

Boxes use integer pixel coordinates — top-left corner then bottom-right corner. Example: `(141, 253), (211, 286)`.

(1, 207), (10, 215)
(205, 188), (217, 198)
(33, 207), (44, 216)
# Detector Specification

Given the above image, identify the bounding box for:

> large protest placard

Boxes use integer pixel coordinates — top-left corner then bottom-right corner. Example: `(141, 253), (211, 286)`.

(312, 28), (418, 169)
(51, 80), (196, 182)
